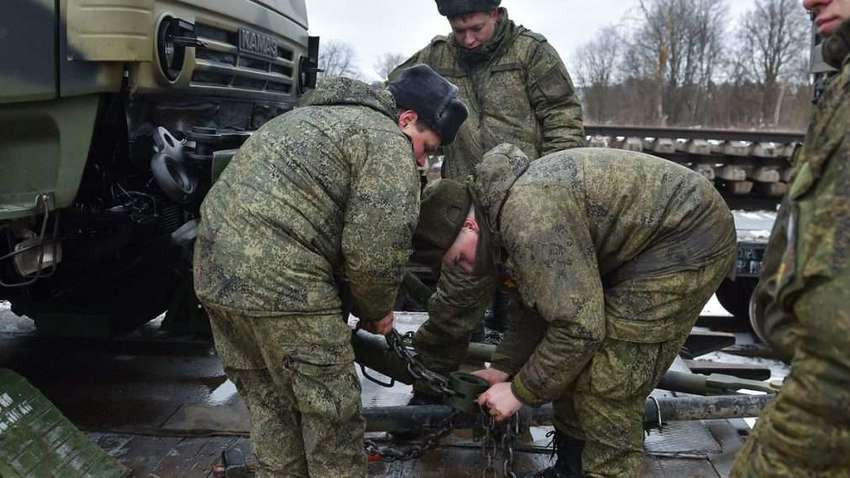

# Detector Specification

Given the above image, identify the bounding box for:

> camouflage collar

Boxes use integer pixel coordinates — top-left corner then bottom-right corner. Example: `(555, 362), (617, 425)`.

(299, 77), (399, 121)
(471, 144), (530, 269)
(823, 19), (850, 68)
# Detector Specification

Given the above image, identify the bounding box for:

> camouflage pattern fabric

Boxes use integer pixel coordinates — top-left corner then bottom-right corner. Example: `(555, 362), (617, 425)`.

(206, 306), (365, 478)
(730, 20), (850, 478)
(551, 265), (731, 477)
(194, 77), (420, 476)
(413, 264), (495, 375)
(397, 7), (584, 376)
(478, 145), (736, 476)
(391, 8), (585, 180)
(195, 77), (420, 321)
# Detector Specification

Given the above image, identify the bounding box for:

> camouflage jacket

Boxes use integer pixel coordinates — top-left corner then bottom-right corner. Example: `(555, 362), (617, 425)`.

(391, 9), (585, 180)
(194, 78), (420, 321)
(476, 145), (735, 406)
(751, 20), (850, 359)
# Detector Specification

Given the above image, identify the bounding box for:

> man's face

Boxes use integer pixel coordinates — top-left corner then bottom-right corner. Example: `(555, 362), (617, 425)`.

(804, 0), (850, 36)
(449, 10), (500, 50)
(399, 111), (442, 167)
(442, 226), (479, 274)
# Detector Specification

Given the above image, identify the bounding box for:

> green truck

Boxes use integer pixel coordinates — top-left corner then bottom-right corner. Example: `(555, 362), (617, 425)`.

(0, 0), (317, 336)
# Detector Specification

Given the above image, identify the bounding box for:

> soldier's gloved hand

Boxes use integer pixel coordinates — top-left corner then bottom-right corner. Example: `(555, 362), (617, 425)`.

(362, 311), (395, 336)
(473, 368), (510, 385)
(477, 382), (522, 422)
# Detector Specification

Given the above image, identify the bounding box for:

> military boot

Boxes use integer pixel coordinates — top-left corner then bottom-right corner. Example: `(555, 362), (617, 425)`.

(525, 430), (584, 478)
(211, 449), (256, 478)
(484, 288), (510, 333)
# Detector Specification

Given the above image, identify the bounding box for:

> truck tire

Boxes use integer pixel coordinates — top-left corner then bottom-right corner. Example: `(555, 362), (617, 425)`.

(715, 277), (757, 322)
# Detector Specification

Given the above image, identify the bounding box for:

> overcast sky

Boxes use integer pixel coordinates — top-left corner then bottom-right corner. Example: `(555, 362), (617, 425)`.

(307, 1), (757, 81)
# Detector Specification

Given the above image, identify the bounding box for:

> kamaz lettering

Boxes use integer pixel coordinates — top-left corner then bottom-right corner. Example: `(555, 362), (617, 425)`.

(239, 27), (279, 59)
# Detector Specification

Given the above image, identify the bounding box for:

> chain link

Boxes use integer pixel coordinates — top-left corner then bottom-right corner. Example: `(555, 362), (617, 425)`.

(365, 411), (459, 463)
(478, 407), (519, 478)
(363, 329), (462, 463)
(386, 330), (459, 398)
(365, 328), (517, 476)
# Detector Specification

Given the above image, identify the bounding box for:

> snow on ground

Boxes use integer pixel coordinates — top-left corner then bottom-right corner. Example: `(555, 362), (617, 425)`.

(0, 300), (35, 333)
(702, 294), (731, 316)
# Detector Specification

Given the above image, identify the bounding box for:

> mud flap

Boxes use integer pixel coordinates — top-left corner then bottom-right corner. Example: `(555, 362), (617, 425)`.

(0, 369), (128, 477)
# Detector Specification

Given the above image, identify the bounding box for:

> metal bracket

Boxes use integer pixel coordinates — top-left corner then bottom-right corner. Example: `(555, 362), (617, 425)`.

(359, 362), (396, 388)
(0, 193), (60, 288)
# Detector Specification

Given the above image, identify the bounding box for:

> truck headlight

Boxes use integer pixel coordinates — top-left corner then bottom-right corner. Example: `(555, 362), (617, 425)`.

(156, 17), (194, 81)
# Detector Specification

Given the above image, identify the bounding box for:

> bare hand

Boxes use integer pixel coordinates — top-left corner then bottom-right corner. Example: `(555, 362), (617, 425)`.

(477, 382), (522, 422)
(472, 368), (510, 385)
(362, 311), (394, 336)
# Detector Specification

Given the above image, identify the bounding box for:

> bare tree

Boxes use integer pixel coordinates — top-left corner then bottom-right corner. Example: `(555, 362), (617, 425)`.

(373, 53), (407, 81)
(625, 0), (728, 125)
(737, 0), (809, 125)
(573, 27), (621, 122)
(318, 40), (361, 79)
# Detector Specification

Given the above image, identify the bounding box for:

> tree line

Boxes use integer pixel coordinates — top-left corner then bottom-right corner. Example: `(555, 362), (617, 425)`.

(318, 0), (813, 131)
(574, 0), (812, 130)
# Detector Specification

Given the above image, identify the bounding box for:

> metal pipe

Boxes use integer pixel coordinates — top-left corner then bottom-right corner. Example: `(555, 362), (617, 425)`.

(363, 394), (774, 432)
(353, 333), (776, 395)
(351, 329), (416, 384)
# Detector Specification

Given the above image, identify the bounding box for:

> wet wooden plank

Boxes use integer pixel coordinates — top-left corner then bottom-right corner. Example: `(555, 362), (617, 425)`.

(705, 419), (748, 478)
(98, 435), (184, 476)
(641, 456), (720, 477)
(148, 436), (246, 477)
(645, 421), (721, 455)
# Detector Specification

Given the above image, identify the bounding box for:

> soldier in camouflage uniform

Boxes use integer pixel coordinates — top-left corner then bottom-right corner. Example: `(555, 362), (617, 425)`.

(193, 66), (467, 478)
(730, 2), (850, 476)
(391, 0), (586, 384)
(412, 144), (736, 478)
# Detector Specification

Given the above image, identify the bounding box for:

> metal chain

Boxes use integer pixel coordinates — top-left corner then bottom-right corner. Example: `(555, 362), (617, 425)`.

(362, 330), (465, 463)
(367, 328), (520, 475)
(480, 412), (498, 478)
(478, 408), (519, 478)
(364, 411), (459, 463)
(386, 330), (458, 398)
(502, 413), (519, 478)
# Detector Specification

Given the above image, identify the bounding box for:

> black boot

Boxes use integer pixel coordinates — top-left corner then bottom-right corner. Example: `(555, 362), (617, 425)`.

(212, 449), (256, 477)
(526, 430), (584, 478)
(484, 288), (510, 333)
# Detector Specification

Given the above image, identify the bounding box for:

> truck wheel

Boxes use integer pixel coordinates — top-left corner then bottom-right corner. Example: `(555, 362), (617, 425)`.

(715, 278), (757, 322)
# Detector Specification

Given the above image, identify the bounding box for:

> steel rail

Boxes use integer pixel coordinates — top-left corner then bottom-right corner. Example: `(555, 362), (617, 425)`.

(586, 125), (805, 144)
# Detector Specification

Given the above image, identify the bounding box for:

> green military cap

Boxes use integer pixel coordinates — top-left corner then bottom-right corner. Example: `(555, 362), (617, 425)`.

(411, 179), (471, 271)
(435, 0), (501, 17)
(411, 178), (496, 276)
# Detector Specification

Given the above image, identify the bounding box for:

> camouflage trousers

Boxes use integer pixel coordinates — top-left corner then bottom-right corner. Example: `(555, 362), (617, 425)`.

(554, 258), (733, 478)
(413, 263), (496, 376)
(730, 273), (850, 477)
(204, 305), (366, 478)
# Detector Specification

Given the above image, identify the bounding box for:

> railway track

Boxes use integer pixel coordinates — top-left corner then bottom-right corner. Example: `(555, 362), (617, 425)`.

(585, 125), (806, 207)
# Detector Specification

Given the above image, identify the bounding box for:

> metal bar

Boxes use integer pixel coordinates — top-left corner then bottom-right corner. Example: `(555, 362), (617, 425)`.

(585, 125), (805, 144)
(682, 330), (736, 358)
(194, 59), (294, 84)
(354, 336), (773, 395)
(684, 360), (771, 381)
(362, 394), (774, 432)
(352, 330), (416, 384)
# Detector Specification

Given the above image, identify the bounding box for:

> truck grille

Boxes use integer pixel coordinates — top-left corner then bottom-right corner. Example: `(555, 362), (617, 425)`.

(192, 23), (295, 97)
